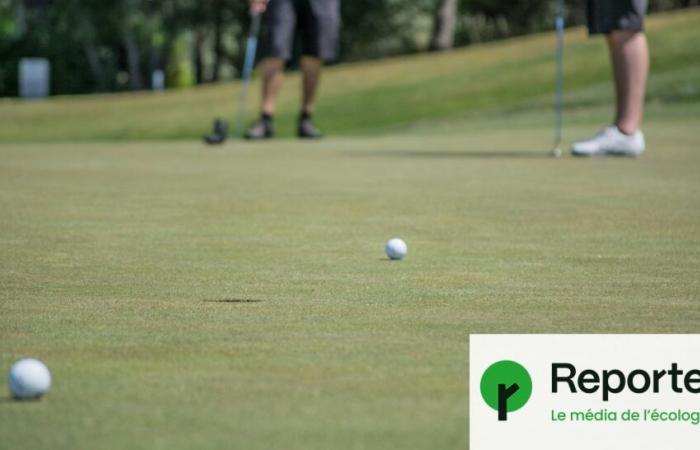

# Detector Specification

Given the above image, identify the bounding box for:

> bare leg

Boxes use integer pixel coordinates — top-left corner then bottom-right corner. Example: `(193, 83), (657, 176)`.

(260, 57), (285, 115)
(300, 56), (322, 114)
(607, 31), (649, 135)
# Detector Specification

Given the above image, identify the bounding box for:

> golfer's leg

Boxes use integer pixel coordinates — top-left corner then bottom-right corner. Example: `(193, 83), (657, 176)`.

(258, 0), (296, 115)
(571, 0), (647, 156)
(245, 57), (284, 139)
(261, 57), (286, 115)
(295, 0), (340, 138)
(608, 30), (649, 135)
(246, 0), (295, 139)
(300, 56), (322, 114)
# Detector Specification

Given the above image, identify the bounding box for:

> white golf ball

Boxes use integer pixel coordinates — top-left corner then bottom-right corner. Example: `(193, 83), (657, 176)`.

(385, 238), (407, 260)
(7, 359), (51, 400)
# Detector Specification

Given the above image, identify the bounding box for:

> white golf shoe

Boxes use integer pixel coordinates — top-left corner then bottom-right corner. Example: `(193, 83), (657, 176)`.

(571, 126), (645, 157)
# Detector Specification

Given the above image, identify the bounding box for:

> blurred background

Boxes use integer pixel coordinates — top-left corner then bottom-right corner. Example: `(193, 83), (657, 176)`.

(1, 0), (697, 97)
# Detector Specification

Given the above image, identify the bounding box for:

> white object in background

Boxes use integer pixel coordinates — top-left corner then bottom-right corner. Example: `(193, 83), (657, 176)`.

(19, 58), (50, 99)
(151, 69), (165, 91)
(385, 238), (408, 260)
(7, 358), (52, 400)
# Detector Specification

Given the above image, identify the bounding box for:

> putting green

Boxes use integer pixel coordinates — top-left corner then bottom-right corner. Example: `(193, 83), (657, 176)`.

(1, 107), (699, 449)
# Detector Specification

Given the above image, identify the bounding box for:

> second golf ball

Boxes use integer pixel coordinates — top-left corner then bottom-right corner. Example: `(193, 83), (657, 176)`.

(385, 238), (407, 260)
(7, 358), (51, 400)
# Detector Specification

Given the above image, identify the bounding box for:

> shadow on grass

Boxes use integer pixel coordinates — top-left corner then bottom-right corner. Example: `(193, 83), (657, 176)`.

(203, 299), (264, 304)
(341, 150), (552, 159)
(0, 396), (40, 404)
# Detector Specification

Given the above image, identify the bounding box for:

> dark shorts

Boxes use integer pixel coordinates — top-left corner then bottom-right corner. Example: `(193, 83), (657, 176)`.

(260, 0), (341, 62)
(587, 0), (648, 35)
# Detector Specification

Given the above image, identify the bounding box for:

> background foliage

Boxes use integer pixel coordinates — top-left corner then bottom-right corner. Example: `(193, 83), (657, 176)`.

(0, 0), (697, 96)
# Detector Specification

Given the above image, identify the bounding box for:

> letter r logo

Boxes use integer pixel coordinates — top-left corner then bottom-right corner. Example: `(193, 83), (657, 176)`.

(481, 361), (532, 421)
(498, 383), (521, 420)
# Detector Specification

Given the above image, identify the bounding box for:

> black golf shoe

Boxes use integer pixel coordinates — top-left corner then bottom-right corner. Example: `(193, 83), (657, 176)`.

(203, 118), (228, 145)
(245, 116), (274, 140)
(298, 115), (323, 139)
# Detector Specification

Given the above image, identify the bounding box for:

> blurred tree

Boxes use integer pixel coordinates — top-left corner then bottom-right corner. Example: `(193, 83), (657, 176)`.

(431, 0), (458, 50)
(0, 0), (696, 96)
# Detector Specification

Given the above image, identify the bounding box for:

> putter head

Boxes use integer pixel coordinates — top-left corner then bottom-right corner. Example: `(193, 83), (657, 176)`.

(203, 118), (229, 145)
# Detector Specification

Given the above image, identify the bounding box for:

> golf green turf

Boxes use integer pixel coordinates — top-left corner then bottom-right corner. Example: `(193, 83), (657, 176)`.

(1, 108), (699, 449)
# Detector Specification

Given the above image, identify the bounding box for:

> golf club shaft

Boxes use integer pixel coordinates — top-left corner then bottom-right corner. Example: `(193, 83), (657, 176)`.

(235, 13), (263, 137)
(554, 1), (565, 150)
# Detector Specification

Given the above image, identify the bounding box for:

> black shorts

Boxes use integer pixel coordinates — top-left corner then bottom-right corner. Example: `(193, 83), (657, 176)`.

(587, 0), (648, 35)
(260, 0), (340, 62)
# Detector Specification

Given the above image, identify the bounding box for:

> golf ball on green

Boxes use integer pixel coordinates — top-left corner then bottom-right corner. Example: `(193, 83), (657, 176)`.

(7, 358), (51, 400)
(385, 238), (407, 260)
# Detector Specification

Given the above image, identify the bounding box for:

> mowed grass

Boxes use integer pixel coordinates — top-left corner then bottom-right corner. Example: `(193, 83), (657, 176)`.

(1, 111), (700, 449)
(0, 8), (698, 141)
(1, 8), (700, 450)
